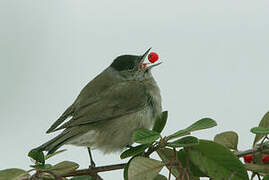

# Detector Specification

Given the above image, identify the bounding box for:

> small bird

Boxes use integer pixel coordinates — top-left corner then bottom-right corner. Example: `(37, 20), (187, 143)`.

(36, 48), (162, 165)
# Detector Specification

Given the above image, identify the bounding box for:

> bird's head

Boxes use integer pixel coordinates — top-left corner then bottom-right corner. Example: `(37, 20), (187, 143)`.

(110, 48), (161, 81)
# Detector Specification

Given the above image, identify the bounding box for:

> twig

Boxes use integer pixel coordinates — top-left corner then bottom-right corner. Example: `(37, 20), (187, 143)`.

(260, 135), (268, 145)
(234, 143), (269, 157)
(173, 147), (188, 180)
(63, 161), (181, 179)
(144, 144), (160, 157)
(145, 137), (167, 157)
(63, 163), (126, 177)
(95, 174), (104, 180)
(168, 168), (171, 180)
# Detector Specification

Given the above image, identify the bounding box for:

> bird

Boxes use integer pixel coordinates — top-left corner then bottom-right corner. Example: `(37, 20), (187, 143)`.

(36, 48), (162, 166)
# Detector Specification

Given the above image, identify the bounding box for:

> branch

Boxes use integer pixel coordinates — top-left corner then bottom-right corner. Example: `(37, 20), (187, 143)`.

(63, 160), (180, 178)
(62, 163), (126, 177)
(144, 144), (160, 157)
(59, 142), (269, 179)
(234, 143), (269, 157)
(144, 137), (167, 157)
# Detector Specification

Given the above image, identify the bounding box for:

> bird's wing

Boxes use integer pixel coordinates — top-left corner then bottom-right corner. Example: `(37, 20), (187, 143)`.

(53, 81), (150, 131)
(46, 68), (117, 133)
(46, 105), (74, 133)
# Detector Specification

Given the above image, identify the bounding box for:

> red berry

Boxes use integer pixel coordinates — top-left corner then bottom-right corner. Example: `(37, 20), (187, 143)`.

(148, 52), (159, 63)
(243, 154), (253, 163)
(262, 155), (269, 163)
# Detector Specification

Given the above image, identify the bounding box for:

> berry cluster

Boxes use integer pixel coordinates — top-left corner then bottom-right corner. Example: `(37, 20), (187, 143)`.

(243, 154), (269, 163)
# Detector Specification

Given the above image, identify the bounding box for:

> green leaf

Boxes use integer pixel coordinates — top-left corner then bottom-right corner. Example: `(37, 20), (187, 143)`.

(45, 149), (67, 160)
(121, 144), (149, 159)
(70, 175), (96, 180)
(186, 118), (217, 131)
(167, 118), (217, 140)
(177, 149), (206, 177)
(263, 174), (269, 180)
(187, 140), (249, 180)
(157, 148), (204, 178)
(152, 111), (168, 133)
(133, 129), (161, 144)
(28, 149), (45, 164)
(124, 156), (136, 180)
(0, 168), (29, 180)
(251, 127), (269, 135)
(153, 174), (167, 180)
(49, 161), (79, 176)
(214, 131), (239, 150)
(167, 136), (199, 148)
(128, 156), (164, 180)
(253, 111), (269, 146)
(30, 164), (53, 170)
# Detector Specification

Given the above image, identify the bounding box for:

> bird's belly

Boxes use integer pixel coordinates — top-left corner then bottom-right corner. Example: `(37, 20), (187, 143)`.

(67, 106), (155, 153)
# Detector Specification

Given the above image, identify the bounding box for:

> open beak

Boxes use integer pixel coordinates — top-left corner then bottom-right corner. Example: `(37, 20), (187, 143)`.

(138, 48), (162, 71)
(144, 62), (162, 71)
(138, 47), (151, 68)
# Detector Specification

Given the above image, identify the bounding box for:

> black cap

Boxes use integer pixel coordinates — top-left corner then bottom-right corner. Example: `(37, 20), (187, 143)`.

(111, 55), (139, 71)
(110, 48), (151, 71)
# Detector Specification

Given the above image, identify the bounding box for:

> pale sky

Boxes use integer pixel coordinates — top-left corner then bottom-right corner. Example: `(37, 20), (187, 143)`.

(1, 0), (269, 179)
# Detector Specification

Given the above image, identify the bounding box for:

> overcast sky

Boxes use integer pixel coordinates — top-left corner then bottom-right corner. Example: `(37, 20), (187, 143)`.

(1, 0), (269, 179)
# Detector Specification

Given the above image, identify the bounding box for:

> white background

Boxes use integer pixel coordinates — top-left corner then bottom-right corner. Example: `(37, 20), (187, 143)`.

(1, 0), (269, 179)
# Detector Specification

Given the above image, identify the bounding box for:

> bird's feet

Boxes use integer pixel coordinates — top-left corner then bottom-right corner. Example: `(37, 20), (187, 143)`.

(89, 160), (96, 169)
(87, 147), (96, 169)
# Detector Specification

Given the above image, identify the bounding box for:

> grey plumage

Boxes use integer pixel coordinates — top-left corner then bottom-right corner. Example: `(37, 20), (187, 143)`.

(36, 49), (162, 154)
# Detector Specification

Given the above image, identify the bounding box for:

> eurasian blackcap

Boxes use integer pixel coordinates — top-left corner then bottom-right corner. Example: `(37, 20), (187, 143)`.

(36, 48), (162, 162)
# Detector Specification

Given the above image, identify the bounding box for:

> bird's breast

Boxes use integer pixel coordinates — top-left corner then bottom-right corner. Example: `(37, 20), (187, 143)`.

(144, 79), (162, 121)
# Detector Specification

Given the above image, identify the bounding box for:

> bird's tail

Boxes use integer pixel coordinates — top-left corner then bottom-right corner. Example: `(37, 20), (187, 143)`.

(35, 130), (80, 154)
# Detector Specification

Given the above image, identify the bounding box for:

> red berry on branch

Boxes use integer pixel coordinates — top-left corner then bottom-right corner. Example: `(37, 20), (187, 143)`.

(243, 154), (253, 163)
(262, 155), (269, 163)
(148, 52), (159, 63)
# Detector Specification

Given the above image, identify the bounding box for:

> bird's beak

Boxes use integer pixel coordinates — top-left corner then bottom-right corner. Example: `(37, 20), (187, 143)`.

(144, 62), (162, 71)
(138, 48), (162, 71)
(138, 48), (151, 69)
